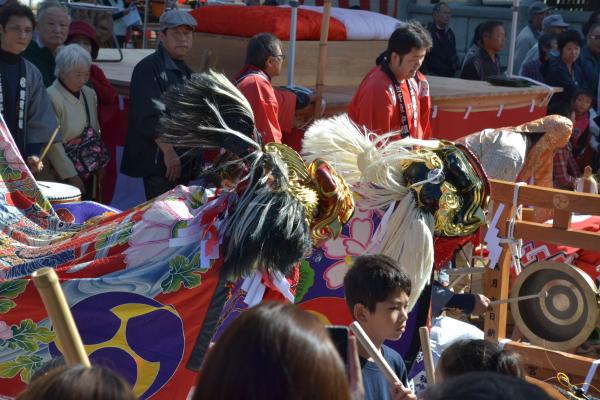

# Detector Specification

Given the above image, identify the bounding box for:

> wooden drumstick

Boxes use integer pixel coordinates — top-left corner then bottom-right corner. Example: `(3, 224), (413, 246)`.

(31, 267), (91, 368)
(39, 126), (60, 162)
(349, 321), (402, 386)
(488, 291), (548, 307)
(314, 0), (331, 118)
(419, 326), (436, 384)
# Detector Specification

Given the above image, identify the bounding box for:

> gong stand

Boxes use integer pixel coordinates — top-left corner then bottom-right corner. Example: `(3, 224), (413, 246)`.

(484, 179), (600, 393)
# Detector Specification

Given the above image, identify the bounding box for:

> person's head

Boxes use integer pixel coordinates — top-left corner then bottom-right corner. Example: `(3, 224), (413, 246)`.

(29, 356), (65, 383)
(480, 21), (505, 55)
(17, 365), (135, 400)
(432, 2), (451, 29)
(542, 13), (569, 35)
(0, 3), (35, 55)
(35, 1), (70, 53)
(424, 372), (551, 400)
(471, 22), (485, 46)
(245, 32), (285, 77)
(537, 32), (557, 61)
(557, 29), (582, 65)
(158, 9), (197, 60)
(344, 254), (411, 344)
(528, 1), (552, 31)
(582, 10), (600, 38)
(436, 339), (524, 382)
(55, 43), (91, 93)
(66, 20), (99, 60)
(572, 89), (594, 115)
(193, 302), (350, 400)
(385, 21), (432, 81)
(586, 22), (600, 56)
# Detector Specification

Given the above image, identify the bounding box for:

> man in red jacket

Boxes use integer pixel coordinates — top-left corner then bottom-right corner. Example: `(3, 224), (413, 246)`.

(233, 32), (296, 144)
(349, 21), (433, 139)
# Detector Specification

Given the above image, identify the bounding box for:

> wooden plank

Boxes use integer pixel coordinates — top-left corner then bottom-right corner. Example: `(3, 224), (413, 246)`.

(484, 203), (513, 341)
(526, 376), (571, 400)
(552, 209), (572, 230)
(483, 251), (511, 340)
(190, 33), (386, 87)
(491, 179), (600, 216)
(505, 341), (600, 396)
(95, 48), (556, 118)
(513, 221), (600, 252)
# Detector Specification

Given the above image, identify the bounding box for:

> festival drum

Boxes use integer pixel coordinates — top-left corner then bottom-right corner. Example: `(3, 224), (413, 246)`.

(38, 181), (82, 205)
(511, 261), (600, 351)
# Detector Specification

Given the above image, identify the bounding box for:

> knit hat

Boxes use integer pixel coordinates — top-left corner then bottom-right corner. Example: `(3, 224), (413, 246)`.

(67, 20), (99, 60)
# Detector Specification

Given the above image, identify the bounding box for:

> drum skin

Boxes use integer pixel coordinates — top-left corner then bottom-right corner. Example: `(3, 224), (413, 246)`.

(511, 261), (600, 351)
(37, 181), (82, 205)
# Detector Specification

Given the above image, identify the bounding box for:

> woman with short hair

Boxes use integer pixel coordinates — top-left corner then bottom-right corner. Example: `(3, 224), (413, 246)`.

(43, 43), (107, 198)
(543, 29), (587, 115)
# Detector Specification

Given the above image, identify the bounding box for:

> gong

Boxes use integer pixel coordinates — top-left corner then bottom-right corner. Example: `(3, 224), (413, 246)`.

(510, 261), (600, 351)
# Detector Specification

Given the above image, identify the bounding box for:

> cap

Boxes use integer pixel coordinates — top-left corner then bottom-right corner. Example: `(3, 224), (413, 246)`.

(159, 10), (198, 31)
(528, 1), (552, 19)
(67, 20), (99, 60)
(543, 14), (569, 30)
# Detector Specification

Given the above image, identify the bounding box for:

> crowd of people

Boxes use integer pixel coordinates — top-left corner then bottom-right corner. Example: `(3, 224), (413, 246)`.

(423, 2), (600, 190)
(0, 0), (596, 398)
(4, 0), (598, 199)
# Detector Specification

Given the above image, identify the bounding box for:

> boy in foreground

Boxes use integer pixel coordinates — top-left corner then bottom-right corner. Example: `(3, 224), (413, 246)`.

(344, 254), (417, 400)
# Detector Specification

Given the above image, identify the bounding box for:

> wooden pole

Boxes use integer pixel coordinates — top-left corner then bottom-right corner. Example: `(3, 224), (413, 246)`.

(484, 203), (513, 341)
(349, 321), (402, 385)
(39, 126), (60, 162)
(31, 268), (91, 368)
(314, 0), (332, 118)
(418, 327), (436, 385)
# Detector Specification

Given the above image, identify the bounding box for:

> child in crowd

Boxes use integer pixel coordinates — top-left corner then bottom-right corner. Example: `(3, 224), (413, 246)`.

(17, 365), (135, 400)
(553, 89), (599, 190)
(436, 339), (524, 382)
(344, 254), (416, 400)
(571, 90), (599, 172)
(424, 372), (551, 400)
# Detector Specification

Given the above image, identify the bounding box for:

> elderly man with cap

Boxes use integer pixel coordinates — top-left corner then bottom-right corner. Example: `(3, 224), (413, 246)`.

(518, 13), (569, 73)
(121, 9), (202, 200)
(513, 1), (551, 72)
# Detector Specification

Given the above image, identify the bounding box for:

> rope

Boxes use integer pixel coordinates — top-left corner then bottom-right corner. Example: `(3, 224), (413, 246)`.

(558, 372), (593, 400)
(498, 182), (526, 274)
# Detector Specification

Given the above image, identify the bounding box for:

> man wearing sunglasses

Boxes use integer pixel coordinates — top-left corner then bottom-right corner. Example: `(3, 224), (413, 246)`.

(233, 32), (297, 144)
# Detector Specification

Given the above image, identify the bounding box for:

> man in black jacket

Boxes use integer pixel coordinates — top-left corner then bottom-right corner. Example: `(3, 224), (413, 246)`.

(460, 21), (504, 81)
(120, 9), (201, 200)
(422, 2), (458, 77)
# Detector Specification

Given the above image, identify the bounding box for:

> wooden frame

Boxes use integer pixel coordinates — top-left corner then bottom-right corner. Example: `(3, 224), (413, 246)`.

(483, 179), (600, 395)
(188, 33), (387, 87)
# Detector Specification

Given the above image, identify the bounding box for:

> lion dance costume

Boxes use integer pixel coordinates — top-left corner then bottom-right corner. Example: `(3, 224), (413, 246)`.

(0, 71), (353, 399)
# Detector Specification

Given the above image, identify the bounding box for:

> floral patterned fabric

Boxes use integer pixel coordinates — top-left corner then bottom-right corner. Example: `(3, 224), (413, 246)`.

(0, 119), (238, 399)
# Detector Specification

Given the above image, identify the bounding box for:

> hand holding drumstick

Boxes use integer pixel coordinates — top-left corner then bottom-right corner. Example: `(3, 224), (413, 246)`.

(349, 322), (416, 400)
